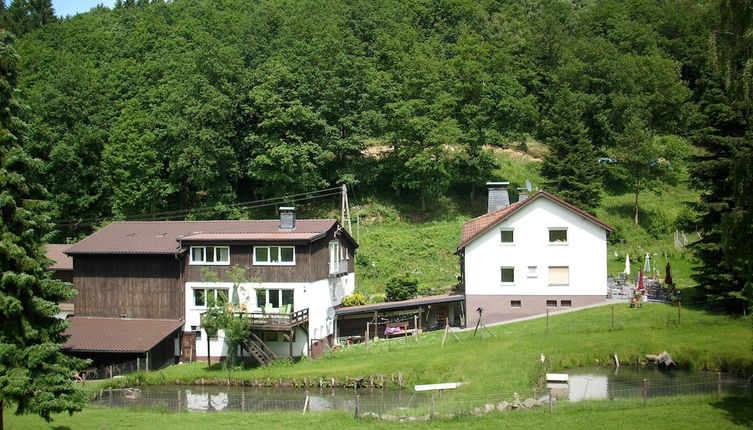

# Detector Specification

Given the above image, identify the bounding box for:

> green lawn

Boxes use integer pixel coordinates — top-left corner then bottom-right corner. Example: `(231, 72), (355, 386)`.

(109, 304), (751, 393)
(7, 395), (753, 429)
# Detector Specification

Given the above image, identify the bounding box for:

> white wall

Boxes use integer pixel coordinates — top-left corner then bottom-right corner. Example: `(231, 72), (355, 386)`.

(184, 272), (355, 358)
(464, 198), (608, 297)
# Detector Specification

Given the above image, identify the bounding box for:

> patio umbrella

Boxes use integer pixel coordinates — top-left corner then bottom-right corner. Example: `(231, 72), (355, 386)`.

(664, 263), (673, 286)
(637, 268), (645, 290)
(643, 253), (652, 275)
(624, 254), (631, 275)
(231, 285), (240, 307)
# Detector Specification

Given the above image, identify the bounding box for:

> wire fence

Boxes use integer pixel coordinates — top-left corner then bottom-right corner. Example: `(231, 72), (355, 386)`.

(90, 375), (752, 417)
(77, 358), (146, 382)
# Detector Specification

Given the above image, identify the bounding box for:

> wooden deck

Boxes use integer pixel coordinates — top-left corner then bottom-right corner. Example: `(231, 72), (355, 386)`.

(246, 308), (309, 331)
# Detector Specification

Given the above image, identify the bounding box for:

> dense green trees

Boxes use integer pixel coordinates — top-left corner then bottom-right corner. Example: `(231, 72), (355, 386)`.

(0, 30), (87, 428)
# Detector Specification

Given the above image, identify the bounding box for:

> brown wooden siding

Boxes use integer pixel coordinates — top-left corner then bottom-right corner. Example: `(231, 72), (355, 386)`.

(72, 255), (183, 319)
(183, 226), (356, 283)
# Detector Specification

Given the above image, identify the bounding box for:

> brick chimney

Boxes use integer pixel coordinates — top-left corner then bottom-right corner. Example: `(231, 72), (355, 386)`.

(487, 182), (510, 213)
(280, 207), (295, 230)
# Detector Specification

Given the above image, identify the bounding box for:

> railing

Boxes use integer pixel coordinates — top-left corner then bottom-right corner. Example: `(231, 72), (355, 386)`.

(246, 308), (309, 329)
(329, 259), (349, 276)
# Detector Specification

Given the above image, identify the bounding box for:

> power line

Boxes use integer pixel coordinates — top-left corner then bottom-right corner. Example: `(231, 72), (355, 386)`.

(54, 186), (342, 227)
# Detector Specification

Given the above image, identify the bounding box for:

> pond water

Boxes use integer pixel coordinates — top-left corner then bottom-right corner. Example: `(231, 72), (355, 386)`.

(91, 385), (431, 414)
(552, 366), (750, 402)
(92, 368), (751, 414)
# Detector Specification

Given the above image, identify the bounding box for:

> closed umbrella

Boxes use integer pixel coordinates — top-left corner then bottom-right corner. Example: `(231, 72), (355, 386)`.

(624, 254), (631, 276)
(637, 268), (645, 290)
(664, 263), (673, 286)
(643, 253), (652, 275)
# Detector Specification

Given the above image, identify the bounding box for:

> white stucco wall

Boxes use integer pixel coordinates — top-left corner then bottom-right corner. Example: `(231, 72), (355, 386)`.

(184, 272), (355, 358)
(464, 198), (608, 297)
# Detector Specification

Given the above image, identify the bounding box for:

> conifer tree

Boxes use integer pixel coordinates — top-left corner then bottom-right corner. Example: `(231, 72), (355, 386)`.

(539, 88), (603, 213)
(0, 30), (87, 428)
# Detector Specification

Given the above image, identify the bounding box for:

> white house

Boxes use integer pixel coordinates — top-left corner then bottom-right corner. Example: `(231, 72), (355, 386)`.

(457, 183), (613, 325)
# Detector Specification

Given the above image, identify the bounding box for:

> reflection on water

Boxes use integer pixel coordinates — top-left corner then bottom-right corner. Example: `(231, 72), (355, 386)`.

(551, 367), (750, 402)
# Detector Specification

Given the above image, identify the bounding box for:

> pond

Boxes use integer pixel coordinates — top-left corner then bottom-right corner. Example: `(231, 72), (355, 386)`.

(91, 385), (432, 414)
(551, 366), (751, 402)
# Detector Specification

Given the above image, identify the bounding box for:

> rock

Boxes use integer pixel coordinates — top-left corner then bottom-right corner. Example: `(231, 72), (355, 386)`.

(497, 401), (511, 411)
(474, 407), (482, 416)
(538, 395), (552, 405)
(484, 403), (495, 413)
(361, 412), (380, 419)
(381, 414), (397, 421)
(431, 412), (441, 418)
(417, 415), (430, 422)
(445, 414), (455, 419)
(523, 398), (539, 409)
(401, 416), (416, 422)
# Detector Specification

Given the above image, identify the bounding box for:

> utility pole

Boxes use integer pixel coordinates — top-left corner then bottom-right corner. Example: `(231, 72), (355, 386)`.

(341, 184), (352, 232)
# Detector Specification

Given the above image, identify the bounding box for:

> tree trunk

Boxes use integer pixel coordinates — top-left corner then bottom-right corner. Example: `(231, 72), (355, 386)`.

(634, 189), (640, 225)
(420, 189), (426, 211)
(207, 337), (211, 369)
(470, 183), (476, 204)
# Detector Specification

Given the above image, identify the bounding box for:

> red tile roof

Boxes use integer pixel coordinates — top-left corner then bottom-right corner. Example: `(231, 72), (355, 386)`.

(65, 219), (340, 255)
(45, 244), (73, 270)
(63, 317), (184, 353)
(457, 190), (614, 251)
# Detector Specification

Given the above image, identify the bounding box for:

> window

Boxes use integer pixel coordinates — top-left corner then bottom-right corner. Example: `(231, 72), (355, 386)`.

(560, 300), (572, 307)
(254, 246), (295, 265)
(548, 266), (570, 286)
(546, 300), (558, 308)
(527, 266), (538, 278)
(500, 267), (515, 283)
(500, 229), (514, 243)
(192, 288), (229, 307)
(548, 228), (568, 243)
(256, 288), (295, 310)
(189, 246), (230, 265)
(511, 300), (521, 308)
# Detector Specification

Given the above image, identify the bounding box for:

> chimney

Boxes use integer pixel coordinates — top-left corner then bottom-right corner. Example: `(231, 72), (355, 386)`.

(280, 207), (295, 230)
(517, 187), (529, 202)
(487, 182), (510, 213)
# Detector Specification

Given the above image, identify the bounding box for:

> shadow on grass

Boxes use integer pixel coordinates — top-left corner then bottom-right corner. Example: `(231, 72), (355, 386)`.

(52, 426), (72, 430)
(711, 396), (753, 427)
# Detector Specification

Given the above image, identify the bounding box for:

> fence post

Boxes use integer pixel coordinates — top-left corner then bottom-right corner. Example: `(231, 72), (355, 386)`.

(354, 394), (360, 419)
(642, 379), (647, 406)
(718, 372), (722, 399)
(242, 392), (245, 413)
(611, 305), (615, 331)
(177, 389), (182, 413)
(365, 323), (369, 355)
(549, 387), (553, 413)
(414, 315), (418, 343)
(431, 393), (436, 417)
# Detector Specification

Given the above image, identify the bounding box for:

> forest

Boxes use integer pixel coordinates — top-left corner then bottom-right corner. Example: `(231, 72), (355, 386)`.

(1, 0), (751, 306)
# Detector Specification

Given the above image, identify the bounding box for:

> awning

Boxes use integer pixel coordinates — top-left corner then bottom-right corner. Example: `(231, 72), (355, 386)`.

(63, 317), (184, 353)
(335, 294), (465, 316)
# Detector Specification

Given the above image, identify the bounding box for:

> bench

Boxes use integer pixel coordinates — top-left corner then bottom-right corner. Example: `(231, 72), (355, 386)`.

(384, 321), (412, 338)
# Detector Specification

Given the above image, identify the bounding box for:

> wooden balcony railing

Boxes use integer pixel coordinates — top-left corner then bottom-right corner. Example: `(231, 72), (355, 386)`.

(329, 259), (349, 277)
(246, 308), (309, 330)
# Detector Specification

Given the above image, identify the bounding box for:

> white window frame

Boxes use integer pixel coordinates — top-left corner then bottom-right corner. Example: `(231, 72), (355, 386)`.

(255, 288), (295, 311)
(500, 266), (515, 285)
(548, 266), (570, 286)
(189, 246), (230, 265)
(253, 246), (296, 266)
(500, 228), (514, 245)
(191, 287), (229, 308)
(527, 266), (538, 278)
(548, 227), (568, 245)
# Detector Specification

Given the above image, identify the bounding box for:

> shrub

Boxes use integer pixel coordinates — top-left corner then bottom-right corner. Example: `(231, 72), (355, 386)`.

(341, 293), (367, 307)
(385, 273), (418, 302)
(370, 294), (387, 303)
(647, 211), (673, 239)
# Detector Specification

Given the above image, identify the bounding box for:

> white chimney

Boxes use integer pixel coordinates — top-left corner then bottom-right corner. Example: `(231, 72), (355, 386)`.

(517, 187), (529, 202)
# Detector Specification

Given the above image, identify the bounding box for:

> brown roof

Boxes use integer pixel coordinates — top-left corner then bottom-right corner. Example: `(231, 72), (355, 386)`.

(45, 244), (73, 270)
(180, 232), (326, 242)
(65, 219), (342, 255)
(457, 190), (614, 251)
(335, 294), (465, 316)
(63, 317), (184, 353)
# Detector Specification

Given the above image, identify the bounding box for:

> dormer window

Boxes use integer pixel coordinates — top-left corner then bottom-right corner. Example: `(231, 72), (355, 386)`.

(189, 246), (230, 265)
(254, 246), (295, 265)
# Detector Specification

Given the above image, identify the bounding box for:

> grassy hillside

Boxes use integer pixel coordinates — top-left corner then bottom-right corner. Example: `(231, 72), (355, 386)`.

(353, 152), (699, 298)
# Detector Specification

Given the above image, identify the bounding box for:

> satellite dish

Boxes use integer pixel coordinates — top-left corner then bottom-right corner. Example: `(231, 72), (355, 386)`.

(326, 307), (336, 319)
(525, 179), (532, 192)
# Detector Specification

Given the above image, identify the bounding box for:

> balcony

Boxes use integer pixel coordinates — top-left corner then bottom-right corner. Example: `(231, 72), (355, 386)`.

(247, 308), (309, 331)
(329, 259), (349, 277)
